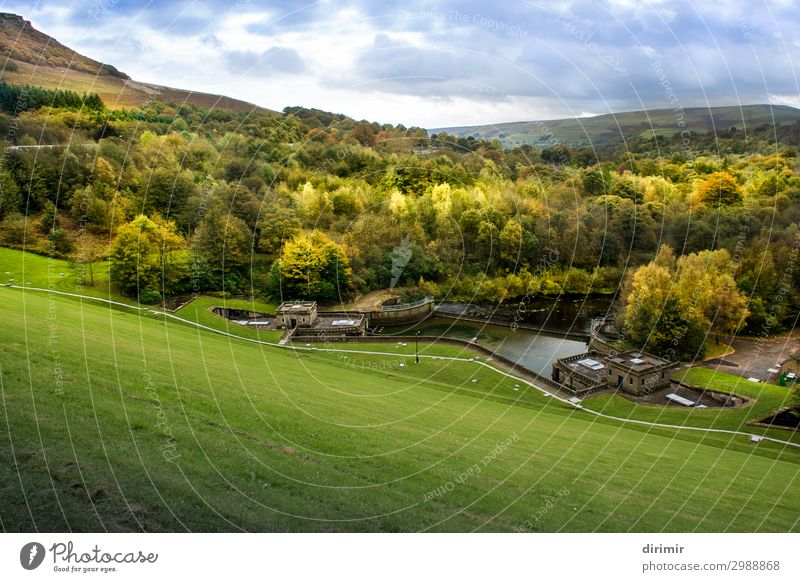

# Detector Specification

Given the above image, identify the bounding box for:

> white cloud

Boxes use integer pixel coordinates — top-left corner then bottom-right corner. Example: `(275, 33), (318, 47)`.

(2, 0), (798, 127)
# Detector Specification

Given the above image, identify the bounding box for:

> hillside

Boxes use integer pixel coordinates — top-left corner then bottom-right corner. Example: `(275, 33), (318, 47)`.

(0, 12), (266, 112)
(431, 104), (800, 147)
(1, 286), (798, 532)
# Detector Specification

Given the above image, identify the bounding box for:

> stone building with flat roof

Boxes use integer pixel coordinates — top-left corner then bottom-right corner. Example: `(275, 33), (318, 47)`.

(277, 301), (318, 329)
(604, 350), (674, 395)
(553, 349), (675, 396)
(551, 352), (607, 395)
(277, 300), (366, 340)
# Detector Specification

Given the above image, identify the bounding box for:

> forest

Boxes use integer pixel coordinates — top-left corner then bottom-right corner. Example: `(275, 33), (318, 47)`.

(1, 83), (799, 359)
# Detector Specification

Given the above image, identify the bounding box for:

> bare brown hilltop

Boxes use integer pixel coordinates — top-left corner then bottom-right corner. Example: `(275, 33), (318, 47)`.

(0, 12), (128, 78)
(0, 12), (268, 112)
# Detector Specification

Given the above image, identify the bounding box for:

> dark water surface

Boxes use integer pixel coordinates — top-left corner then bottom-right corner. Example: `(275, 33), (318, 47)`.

(375, 295), (614, 375)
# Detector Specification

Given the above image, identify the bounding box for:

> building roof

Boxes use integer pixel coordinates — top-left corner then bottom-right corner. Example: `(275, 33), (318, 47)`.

(606, 350), (671, 373)
(277, 301), (317, 313)
(290, 313), (365, 333)
(555, 352), (605, 383)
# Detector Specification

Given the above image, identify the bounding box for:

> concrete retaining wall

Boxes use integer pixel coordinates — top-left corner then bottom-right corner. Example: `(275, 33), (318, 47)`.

(366, 298), (434, 325)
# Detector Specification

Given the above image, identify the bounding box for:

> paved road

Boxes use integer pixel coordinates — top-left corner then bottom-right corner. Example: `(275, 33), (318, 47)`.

(702, 334), (800, 382)
(3, 144), (97, 151)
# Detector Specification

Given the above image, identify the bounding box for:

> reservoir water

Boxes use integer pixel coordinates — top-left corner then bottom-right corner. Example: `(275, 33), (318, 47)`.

(374, 295), (614, 376)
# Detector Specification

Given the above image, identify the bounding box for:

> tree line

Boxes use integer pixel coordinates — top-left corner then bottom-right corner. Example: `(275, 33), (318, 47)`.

(0, 82), (799, 357)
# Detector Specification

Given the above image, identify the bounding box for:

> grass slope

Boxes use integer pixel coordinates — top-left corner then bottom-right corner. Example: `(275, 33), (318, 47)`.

(1, 287), (799, 532)
(0, 246), (119, 301)
(432, 104), (800, 146)
(582, 368), (800, 443)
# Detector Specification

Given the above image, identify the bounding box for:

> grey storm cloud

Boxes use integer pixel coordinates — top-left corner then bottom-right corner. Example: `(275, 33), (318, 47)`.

(224, 47), (308, 76)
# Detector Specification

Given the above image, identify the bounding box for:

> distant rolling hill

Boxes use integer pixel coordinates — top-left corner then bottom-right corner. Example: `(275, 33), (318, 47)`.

(0, 12), (268, 112)
(430, 104), (800, 147)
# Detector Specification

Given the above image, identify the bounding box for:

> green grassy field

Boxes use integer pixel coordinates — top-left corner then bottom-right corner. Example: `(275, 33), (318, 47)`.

(0, 247), (283, 339)
(0, 246), (120, 302)
(1, 286), (799, 532)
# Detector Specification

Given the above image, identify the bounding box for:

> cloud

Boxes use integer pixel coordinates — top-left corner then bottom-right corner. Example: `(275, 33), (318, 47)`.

(224, 47), (307, 76)
(2, 0), (799, 127)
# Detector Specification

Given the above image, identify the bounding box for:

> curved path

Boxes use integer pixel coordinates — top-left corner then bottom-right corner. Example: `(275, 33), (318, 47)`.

(4, 284), (800, 450)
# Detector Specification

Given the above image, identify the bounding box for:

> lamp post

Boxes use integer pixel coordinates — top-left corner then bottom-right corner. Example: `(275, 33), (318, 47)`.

(415, 330), (420, 364)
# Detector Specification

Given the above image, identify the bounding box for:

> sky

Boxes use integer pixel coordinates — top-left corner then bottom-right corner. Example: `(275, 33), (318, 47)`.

(3, 0), (800, 128)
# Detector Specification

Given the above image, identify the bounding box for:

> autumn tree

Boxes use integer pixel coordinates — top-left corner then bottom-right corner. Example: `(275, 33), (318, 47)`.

(110, 215), (189, 302)
(622, 261), (675, 347)
(621, 246), (749, 360)
(351, 123), (376, 147)
(697, 171), (742, 207)
(673, 249), (749, 340)
(293, 181), (333, 228)
(110, 215), (158, 298)
(267, 231), (353, 300)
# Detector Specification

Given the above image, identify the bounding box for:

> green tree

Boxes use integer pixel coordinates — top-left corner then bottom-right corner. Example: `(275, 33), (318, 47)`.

(499, 218), (523, 268)
(611, 177), (644, 203)
(39, 201), (60, 234)
(139, 166), (197, 218)
(541, 145), (571, 166)
(110, 215), (161, 299)
(47, 228), (73, 256)
(0, 167), (22, 219)
(581, 167), (611, 196)
(791, 382), (800, 414)
(646, 297), (707, 361)
(257, 205), (302, 254)
(74, 237), (105, 287)
(192, 208), (252, 273)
